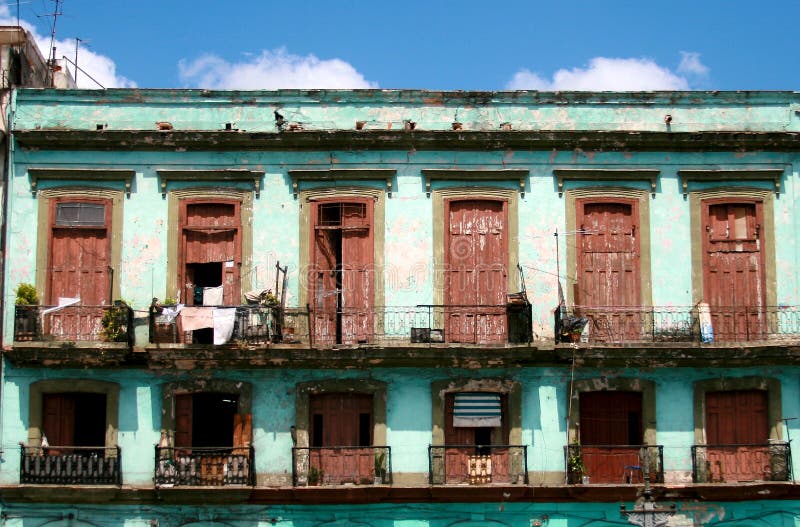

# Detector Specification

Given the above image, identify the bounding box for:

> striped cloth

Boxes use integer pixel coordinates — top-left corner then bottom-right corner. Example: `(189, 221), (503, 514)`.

(453, 393), (501, 427)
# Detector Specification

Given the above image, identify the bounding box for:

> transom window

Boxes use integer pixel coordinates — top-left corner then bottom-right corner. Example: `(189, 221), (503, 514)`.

(55, 202), (106, 227)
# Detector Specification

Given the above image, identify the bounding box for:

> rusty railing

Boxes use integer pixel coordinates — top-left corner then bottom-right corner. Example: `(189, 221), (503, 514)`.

(154, 446), (254, 487)
(429, 445), (528, 485)
(292, 446), (391, 486)
(565, 444), (663, 484)
(557, 305), (800, 344)
(14, 304), (133, 345)
(692, 442), (791, 483)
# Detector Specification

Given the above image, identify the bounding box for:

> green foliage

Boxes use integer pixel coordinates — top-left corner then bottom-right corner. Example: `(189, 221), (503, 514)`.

(100, 301), (130, 342)
(15, 283), (38, 305)
(307, 466), (324, 485)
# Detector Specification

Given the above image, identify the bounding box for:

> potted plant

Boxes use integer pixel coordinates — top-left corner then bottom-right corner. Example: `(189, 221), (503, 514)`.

(101, 300), (130, 342)
(14, 283), (39, 340)
(307, 466), (323, 486)
(374, 451), (387, 484)
(567, 449), (587, 484)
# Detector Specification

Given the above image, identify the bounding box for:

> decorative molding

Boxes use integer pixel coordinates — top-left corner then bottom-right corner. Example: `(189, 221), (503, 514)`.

(28, 168), (134, 198)
(678, 168), (784, 198)
(156, 169), (264, 198)
(288, 168), (396, 199)
(553, 168), (659, 198)
(421, 169), (528, 197)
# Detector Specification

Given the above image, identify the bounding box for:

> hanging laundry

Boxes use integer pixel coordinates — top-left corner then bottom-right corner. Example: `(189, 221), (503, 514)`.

(213, 308), (237, 344)
(160, 304), (184, 323)
(203, 285), (224, 306)
(180, 307), (213, 331)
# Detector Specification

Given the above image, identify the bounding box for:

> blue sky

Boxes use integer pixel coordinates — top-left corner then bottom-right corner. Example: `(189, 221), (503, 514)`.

(2, 0), (798, 90)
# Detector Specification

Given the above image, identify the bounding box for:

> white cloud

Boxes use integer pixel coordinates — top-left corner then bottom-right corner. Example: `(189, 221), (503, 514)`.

(678, 51), (709, 77)
(178, 48), (377, 90)
(0, 2), (135, 88)
(506, 56), (708, 91)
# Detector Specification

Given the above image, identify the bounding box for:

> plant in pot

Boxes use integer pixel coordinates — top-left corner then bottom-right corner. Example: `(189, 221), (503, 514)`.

(307, 465), (324, 486)
(374, 451), (387, 484)
(101, 300), (130, 342)
(567, 449), (587, 484)
(14, 283), (39, 339)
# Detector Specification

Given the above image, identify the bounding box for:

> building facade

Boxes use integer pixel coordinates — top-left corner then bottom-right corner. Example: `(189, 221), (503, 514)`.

(1, 88), (800, 526)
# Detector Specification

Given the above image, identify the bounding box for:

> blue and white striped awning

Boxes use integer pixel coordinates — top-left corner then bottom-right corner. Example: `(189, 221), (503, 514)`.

(453, 392), (502, 427)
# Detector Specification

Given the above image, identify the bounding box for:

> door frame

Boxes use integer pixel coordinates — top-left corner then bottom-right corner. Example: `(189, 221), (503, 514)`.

(689, 188), (776, 308)
(35, 188), (124, 303)
(564, 187), (651, 307)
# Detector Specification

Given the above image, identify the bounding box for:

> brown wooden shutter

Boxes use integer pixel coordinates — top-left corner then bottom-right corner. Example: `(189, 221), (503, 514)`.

(42, 393), (76, 449)
(233, 413), (252, 448)
(174, 394), (193, 448)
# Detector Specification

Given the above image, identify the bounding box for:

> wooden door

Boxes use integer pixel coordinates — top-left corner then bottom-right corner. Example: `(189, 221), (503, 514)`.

(577, 199), (640, 341)
(579, 391), (643, 483)
(42, 393), (76, 451)
(702, 201), (766, 341)
(174, 394), (193, 448)
(47, 199), (111, 339)
(445, 199), (507, 344)
(705, 390), (769, 482)
(179, 200), (241, 306)
(309, 393), (373, 483)
(310, 200), (374, 345)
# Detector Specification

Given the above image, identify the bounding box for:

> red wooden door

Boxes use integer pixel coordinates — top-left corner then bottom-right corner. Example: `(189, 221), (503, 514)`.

(579, 391), (643, 483)
(309, 393), (373, 483)
(702, 201), (766, 341)
(705, 390), (769, 482)
(47, 199), (111, 339)
(179, 200), (241, 306)
(42, 393), (76, 451)
(577, 199), (640, 341)
(174, 394), (193, 448)
(310, 200), (374, 345)
(444, 393), (509, 483)
(444, 199), (507, 344)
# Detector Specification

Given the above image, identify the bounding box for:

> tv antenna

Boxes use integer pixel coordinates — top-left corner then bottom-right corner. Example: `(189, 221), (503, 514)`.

(37, 0), (63, 86)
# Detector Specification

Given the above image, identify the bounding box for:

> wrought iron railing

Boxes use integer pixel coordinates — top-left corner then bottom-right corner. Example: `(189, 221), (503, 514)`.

(149, 305), (275, 345)
(556, 305), (800, 344)
(292, 446), (391, 486)
(14, 304), (133, 345)
(20, 445), (121, 485)
(565, 444), (663, 484)
(429, 445), (528, 485)
(692, 442), (792, 483)
(154, 446), (254, 486)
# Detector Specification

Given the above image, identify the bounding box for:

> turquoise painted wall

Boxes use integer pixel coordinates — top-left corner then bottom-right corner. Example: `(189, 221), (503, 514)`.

(1, 499), (799, 527)
(2, 362), (799, 486)
(3, 146), (799, 344)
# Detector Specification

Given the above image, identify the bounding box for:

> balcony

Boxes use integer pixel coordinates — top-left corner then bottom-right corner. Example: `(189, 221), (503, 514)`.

(20, 445), (121, 485)
(292, 446), (391, 486)
(692, 442), (792, 483)
(556, 305), (800, 345)
(149, 304), (275, 345)
(565, 444), (663, 485)
(154, 446), (254, 487)
(429, 445), (528, 485)
(9, 304), (133, 367)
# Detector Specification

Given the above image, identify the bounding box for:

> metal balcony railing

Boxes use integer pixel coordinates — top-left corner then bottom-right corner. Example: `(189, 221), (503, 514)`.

(429, 445), (528, 485)
(565, 444), (663, 484)
(692, 442), (792, 483)
(20, 445), (121, 485)
(292, 446), (391, 486)
(150, 304), (276, 345)
(154, 446), (254, 487)
(14, 304), (133, 345)
(557, 305), (800, 344)
(153, 304), (531, 347)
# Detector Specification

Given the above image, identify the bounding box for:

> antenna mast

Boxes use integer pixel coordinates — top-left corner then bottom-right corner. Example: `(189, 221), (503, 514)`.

(46, 0), (63, 86)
